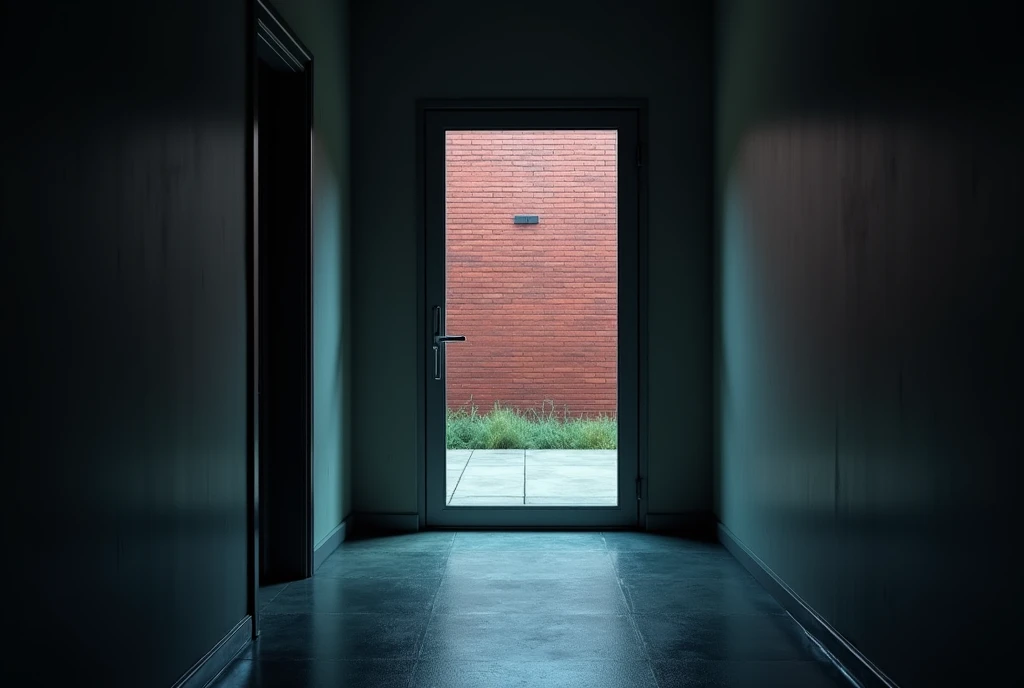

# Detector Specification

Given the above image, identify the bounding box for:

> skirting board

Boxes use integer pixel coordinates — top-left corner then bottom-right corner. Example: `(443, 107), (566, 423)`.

(645, 511), (716, 539)
(355, 512), (420, 534)
(173, 615), (251, 688)
(313, 516), (350, 571)
(717, 524), (898, 688)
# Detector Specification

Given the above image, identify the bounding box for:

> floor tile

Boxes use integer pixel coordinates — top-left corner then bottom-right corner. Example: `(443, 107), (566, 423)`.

(610, 551), (751, 581)
(338, 532), (455, 552)
(619, 577), (786, 616)
(634, 613), (820, 661)
(410, 660), (659, 688)
(651, 657), (852, 688)
(210, 532), (851, 688)
(445, 550), (616, 579)
(215, 658), (415, 688)
(262, 576), (441, 616)
(602, 532), (724, 553)
(419, 613), (646, 661)
(450, 531), (607, 551)
(251, 613), (430, 660)
(316, 551), (447, 579)
(431, 575), (628, 615)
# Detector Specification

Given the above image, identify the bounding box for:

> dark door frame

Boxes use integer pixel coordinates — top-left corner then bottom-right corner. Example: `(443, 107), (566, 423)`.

(248, 0), (314, 638)
(414, 99), (650, 530)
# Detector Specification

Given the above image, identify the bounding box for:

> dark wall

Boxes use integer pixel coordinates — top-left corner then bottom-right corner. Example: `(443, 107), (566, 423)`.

(714, 1), (1023, 686)
(2, 2), (250, 685)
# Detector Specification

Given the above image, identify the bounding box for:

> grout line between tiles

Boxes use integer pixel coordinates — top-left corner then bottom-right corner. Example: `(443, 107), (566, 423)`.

(647, 659), (663, 688)
(606, 536), (655, 667)
(258, 583), (290, 611)
(409, 529), (457, 683)
(411, 528), (456, 663)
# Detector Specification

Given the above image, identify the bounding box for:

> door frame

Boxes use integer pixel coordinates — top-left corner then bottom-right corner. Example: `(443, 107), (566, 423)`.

(415, 99), (650, 530)
(248, 0), (314, 638)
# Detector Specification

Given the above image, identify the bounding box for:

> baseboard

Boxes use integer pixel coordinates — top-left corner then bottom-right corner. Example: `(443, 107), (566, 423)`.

(313, 516), (350, 571)
(173, 615), (251, 688)
(717, 524), (898, 688)
(645, 511), (716, 539)
(355, 512), (420, 534)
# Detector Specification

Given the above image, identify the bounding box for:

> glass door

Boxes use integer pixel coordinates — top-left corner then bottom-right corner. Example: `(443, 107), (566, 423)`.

(424, 108), (640, 527)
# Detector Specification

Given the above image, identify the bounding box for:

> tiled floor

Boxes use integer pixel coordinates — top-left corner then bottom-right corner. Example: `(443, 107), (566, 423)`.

(215, 532), (853, 688)
(447, 450), (617, 506)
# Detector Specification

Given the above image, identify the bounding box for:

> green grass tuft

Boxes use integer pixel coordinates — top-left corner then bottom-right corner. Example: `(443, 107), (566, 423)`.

(445, 401), (617, 450)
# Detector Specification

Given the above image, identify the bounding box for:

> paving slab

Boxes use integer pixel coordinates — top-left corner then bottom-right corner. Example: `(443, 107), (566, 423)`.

(453, 466), (523, 497)
(447, 449), (619, 503)
(525, 496), (618, 506)
(448, 496), (526, 506)
(465, 449), (525, 465)
(446, 450), (473, 471)
(525, 449), (618, 465)
(528, 464), (614, 497)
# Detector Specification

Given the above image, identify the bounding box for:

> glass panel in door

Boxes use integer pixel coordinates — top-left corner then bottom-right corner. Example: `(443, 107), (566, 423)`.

(443, 130), (619, 508)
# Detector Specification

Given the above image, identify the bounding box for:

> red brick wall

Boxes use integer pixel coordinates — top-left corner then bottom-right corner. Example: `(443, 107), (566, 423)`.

(445, 130), (617, 417)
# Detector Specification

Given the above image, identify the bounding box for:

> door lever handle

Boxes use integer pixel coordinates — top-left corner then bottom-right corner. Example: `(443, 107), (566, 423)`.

(431, 306), (465, 381)
(432, 335), (464, 381)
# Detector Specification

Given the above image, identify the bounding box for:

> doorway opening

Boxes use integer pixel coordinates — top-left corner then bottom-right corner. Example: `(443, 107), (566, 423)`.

(444, 130), (619, 506)
(422, 106), (644, 528)
(249, 0), (314, 635)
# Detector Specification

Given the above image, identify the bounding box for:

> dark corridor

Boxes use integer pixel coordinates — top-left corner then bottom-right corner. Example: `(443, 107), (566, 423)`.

(2, 0), (1020, 687)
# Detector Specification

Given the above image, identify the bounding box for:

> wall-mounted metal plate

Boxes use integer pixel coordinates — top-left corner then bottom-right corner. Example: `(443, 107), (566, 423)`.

(513, 215), (539, 224)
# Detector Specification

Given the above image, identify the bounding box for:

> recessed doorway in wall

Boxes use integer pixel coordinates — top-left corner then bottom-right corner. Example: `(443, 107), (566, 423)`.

(250, 0), (315, 637)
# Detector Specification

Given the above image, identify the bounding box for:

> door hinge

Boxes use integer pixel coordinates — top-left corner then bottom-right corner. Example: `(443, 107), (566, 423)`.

(636, 476), (642, 501)
(635, 143), (642, 168)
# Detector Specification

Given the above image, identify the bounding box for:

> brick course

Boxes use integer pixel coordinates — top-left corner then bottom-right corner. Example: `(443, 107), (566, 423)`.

(445, 131), (617, 417)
